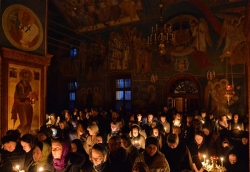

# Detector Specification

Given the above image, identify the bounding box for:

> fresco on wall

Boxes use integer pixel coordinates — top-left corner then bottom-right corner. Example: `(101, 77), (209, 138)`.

(108, 32), (129, 70)
(77, 85), (102, 109)
(51, 0), (142, 33)
(216, 6), (248, 65)
(203, 76), (244, 118)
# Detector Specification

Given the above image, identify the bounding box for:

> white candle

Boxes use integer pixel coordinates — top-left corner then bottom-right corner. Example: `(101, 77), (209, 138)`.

(206, 159), (209, 164)
(203, 155), (206, 163)
(16, 165), (20, 170)
(221, 157), (224, 166)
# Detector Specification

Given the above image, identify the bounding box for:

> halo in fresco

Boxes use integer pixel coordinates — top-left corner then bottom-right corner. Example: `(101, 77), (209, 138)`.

(2, 4), (43, 51)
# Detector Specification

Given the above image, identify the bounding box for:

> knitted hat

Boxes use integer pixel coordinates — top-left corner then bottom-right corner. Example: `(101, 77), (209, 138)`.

(145, 136), (159, 148)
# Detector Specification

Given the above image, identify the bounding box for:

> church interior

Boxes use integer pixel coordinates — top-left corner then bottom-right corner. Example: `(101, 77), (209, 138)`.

(0, 0), (250, 171)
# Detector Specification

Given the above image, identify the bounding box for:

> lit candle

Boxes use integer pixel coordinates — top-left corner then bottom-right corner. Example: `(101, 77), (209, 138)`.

(203, 155), (206, 163)
(237, 126), (241, 130)
(206, 159), (209, 164)
(38, 167), (44, 171)
(221, 157), (224, 167)
(15, 165), (20, 172)
(164, 127), (166, 132)
(135, 140), (138, 144)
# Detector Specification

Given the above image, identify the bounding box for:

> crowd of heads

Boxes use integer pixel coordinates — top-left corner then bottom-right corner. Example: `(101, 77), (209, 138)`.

(0, 106), (249, 172)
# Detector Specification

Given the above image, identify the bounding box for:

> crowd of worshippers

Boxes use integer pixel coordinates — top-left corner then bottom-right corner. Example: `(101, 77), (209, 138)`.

(0, 106), (249, 172)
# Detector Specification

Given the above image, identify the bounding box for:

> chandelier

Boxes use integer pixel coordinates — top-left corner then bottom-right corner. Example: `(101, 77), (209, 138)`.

(147, 1), (176, 56)
(224, 52), (234, 105)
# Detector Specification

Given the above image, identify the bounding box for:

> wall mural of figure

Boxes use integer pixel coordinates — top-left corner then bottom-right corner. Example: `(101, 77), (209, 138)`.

(10, 68), (39, 135)
(120, 0), (137, 21)
(205, 78), (239, 118)
(216, 6), (248, 65)
(147, 85), (157, 109)
(133, 36), (152, 76)
(108, 32), (129, 70)
(189, 18), (213, 68)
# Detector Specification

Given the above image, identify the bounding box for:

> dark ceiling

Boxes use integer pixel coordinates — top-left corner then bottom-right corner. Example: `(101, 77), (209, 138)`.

(47, 0), (163, 54)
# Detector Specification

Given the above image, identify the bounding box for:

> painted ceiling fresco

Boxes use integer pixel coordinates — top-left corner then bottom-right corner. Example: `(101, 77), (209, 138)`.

(50, 0), (246, 33)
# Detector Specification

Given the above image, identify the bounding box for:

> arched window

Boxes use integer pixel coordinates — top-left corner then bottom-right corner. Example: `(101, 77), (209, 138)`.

(165, 75), (201, 113)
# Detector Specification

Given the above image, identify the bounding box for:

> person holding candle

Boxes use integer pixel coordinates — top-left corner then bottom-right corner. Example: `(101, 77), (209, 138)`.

(191, 145), (208, 172)
(134, 136), (170, 172)
(159, 114), (170, 135)
(26, 141), (53, 172)
(1, 134), (26, 171)
(228, 113), (244, 141)
(130, 124), (146, 151)
(188, 130), (208, 157)
(20, 134), (36, 171)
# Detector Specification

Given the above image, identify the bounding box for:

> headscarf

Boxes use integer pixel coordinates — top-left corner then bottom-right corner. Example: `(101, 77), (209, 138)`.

(71, 139), (89, 158)
(33, 141), (51, 166)
(53, 141), (70, 170)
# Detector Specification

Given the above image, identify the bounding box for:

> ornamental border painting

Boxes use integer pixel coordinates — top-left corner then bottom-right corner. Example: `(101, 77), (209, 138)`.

(8, 64), (41, 135)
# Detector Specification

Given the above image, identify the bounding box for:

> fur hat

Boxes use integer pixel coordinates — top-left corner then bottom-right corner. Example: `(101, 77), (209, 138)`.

(1, 135), (16, 145)
(145, 136), (159, 148)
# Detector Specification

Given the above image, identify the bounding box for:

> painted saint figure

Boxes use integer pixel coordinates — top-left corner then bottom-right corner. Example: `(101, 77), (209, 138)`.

(11, 69), (37, 134)
(9, 9), (39, 48)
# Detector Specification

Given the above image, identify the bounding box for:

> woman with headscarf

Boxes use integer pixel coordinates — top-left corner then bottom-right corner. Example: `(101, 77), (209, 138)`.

(26, 141), (53, 172)
(188, 130), (208, 156)
(20, 134), (36, 171)
(133, 136), (170, 172)
(130, 124), (146, 151)
(51, 138), (85, 172)
(70, 139), (92, 170)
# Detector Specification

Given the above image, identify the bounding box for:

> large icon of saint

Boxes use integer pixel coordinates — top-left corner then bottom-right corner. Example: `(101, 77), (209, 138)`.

(2, 4), (43, 51)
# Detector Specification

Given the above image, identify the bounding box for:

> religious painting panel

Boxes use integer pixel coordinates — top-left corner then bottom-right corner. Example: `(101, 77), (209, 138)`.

(8, 64), (41, 134)
(0, 0), (47, 56)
